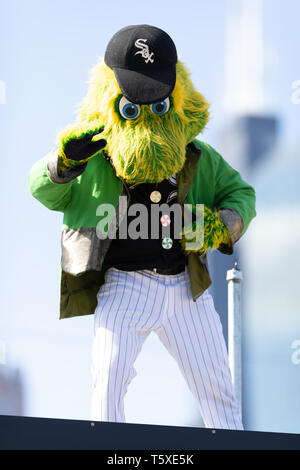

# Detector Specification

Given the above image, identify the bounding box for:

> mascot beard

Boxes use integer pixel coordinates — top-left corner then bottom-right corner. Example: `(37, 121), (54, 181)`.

(57, 59), (210, 185)
(56, 59), (231, 253)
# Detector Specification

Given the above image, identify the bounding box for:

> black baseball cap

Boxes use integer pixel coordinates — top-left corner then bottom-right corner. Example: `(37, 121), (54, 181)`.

(104, 24), (178, 104)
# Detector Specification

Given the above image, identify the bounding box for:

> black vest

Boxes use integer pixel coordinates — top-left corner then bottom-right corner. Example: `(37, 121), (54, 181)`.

(103, 177), (187, 271)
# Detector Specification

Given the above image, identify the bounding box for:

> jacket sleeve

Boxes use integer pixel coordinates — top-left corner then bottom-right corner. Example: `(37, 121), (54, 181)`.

(28, 149), (86, 212)
(211, 147), (256, 253)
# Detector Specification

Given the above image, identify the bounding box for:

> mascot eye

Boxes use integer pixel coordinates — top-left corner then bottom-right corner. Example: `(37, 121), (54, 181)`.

(150, 97), (170, 115)
(118, 96), (141, 120)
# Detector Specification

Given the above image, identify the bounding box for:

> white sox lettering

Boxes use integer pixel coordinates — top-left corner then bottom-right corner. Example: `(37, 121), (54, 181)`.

(134, 38), (155, 64)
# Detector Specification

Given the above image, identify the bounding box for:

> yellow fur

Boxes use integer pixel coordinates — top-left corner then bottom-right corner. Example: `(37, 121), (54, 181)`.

(69, 59), (210, 183)
(180, 206), (232, 255)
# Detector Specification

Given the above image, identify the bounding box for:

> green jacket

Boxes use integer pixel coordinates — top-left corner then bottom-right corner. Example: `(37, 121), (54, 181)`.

(28, 139), (256, 319)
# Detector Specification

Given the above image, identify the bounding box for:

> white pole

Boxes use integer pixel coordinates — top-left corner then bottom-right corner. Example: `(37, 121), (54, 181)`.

(226, 260), (243, 412)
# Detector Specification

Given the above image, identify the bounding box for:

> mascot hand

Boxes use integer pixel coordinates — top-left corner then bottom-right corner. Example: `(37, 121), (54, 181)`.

(180, 205), (232, 255)
(57, 122), (107, 173)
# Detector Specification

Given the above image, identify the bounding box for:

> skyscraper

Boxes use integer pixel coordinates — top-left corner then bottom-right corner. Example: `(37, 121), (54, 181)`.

(209, 0), (279, 428)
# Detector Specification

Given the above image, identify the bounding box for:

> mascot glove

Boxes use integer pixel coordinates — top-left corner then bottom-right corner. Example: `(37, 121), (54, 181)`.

(56, 121), (107, 174)
(180, 205), (242, 256)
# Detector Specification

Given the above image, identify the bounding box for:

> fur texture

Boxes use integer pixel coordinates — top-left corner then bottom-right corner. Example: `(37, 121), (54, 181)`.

(57, 121), (104, 173)
(56, 58), (230, 254)
(57, 59), (210, 184)
(180, 205), (232, 254)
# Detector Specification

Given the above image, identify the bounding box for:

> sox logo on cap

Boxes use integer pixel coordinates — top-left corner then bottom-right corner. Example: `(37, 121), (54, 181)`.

(134, 38), (155, 64)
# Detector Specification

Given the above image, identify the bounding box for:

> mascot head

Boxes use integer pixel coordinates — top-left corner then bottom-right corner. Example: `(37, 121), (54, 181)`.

(78, 25), (209, 184)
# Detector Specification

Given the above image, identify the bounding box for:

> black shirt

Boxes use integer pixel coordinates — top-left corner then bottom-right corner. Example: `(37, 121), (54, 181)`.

(103, 177), (187, 271)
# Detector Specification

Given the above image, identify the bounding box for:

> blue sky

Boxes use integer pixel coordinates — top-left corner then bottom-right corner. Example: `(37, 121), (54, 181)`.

(0, 0), (299, 429)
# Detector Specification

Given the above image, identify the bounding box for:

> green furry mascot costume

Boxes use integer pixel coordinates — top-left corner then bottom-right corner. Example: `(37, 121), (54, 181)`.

(57, 51), (231, 255)
(28, 25), (256, 429)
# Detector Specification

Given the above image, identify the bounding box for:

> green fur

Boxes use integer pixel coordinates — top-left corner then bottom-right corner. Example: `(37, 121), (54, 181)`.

(180, 205), (232, 255)
(56, 60), (210, 183)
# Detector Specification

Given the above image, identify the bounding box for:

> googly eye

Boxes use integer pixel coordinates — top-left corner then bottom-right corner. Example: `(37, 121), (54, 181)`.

(150, 97), (170, 115)
(118, 96), (141, 120)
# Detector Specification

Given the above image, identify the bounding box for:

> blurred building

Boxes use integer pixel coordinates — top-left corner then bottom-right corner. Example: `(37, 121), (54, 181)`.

(209, 0), (300, 434)
(242, 142), (300, 433)
(209, 113), (278, 429)
(206, 0), (300, 433)
(209, 114), (278, 340)
(209, 0), (276, 347)
(0, 365), (24, 416)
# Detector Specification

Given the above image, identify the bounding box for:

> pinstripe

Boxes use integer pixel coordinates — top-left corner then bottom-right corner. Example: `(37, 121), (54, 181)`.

(157, 282), (213, 426)
(207, 297), (232, 371)
(191, 290), (228, 427)
(176, 279), (217, 425)
(177, 281), (219, 427)
(119, 271), (145, 404)
(92, 268), (243, 429)
(198, 295), (232, 427)
(205, 295), (241, 429)
(112, 271), (136, 421)
(139, 273), (166, 332)
(180, 281), (222, 427)
(135, 272), (152, 331)
(106, 271), (128, 420)
(185, 283), (226, 426)
(130, 272), (153, 372)
(138, 273), (160, 331)
(162, 321), (205, 418)
(150, 285), (166, 330)
(146, 282), (166, 331)
(92, 278), (111, 391)
(92, 268), (120, 419)
(126, 272), (161, 400)
(100, 269), (121, 419)
(94, 271), (110, 333)
(116, 271), (137, 411)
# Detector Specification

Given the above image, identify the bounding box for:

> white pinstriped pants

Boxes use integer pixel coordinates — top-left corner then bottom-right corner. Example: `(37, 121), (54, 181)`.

(91, 267), (243, 430)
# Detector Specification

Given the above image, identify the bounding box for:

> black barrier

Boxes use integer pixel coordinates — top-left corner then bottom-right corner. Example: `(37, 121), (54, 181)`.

(0, 415), (299, 450)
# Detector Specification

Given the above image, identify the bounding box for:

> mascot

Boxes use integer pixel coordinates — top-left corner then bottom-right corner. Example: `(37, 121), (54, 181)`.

(28, 25), (256, 429)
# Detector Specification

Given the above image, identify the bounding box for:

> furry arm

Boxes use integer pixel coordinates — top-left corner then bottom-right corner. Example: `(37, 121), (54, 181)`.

(180, 142), (256, 256)
(180, 205), (232, 255)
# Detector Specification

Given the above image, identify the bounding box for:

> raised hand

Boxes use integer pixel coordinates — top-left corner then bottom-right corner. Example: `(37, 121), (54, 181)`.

(57, 121), (107, 173)
(63, 128), (106, 161)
